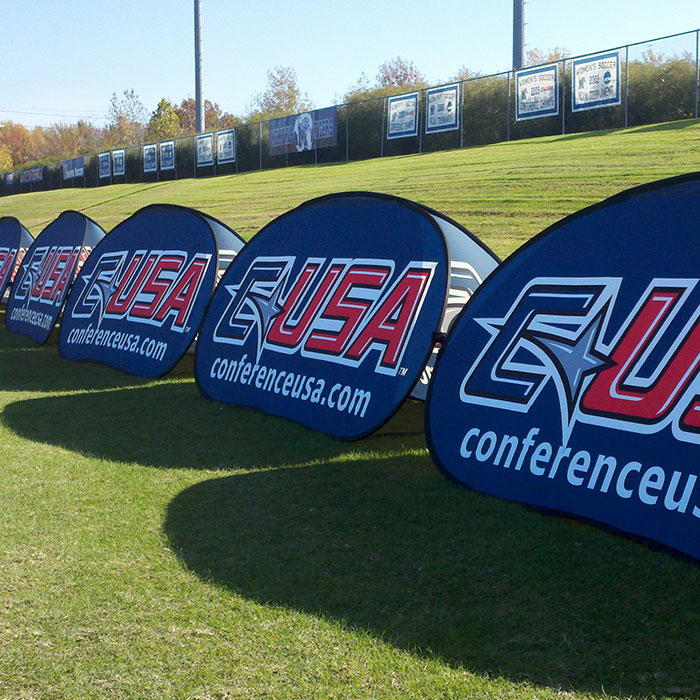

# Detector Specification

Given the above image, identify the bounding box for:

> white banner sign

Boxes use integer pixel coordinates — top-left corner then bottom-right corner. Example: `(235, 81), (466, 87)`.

(516, 64), (559, 121)
(160, 141), (175, 171)
(112, 150), (125, 177)
(426, 84), (459, 134)
(196, 134), (214, 167)
(572, 51), (621, 112)
(217, 129), (236, 164)
(387, 92), (419, 140)
(143, 144), (157, 173)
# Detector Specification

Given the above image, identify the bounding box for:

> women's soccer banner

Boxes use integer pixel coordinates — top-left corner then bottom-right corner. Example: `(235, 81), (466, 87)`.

(516, 64), (559, 121)
(387, 92), (419, 140)
(572, 51), (621, 112)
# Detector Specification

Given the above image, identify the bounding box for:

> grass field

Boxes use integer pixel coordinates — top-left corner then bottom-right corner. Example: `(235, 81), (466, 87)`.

(1, 121), (700, 700)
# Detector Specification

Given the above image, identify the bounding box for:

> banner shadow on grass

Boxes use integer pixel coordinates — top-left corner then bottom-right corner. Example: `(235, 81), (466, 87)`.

(164, 457), (700, 698)
(1, 381), (425, 470)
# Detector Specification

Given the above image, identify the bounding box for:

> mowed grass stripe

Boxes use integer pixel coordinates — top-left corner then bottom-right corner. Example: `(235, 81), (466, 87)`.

(0, 121), (699, 699)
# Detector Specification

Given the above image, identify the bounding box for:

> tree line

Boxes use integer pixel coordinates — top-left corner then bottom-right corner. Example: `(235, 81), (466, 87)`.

(1, 50), (697, 173)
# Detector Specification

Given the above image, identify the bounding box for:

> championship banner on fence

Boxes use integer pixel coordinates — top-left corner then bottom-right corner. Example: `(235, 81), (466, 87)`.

(217, 129), (236, 164)
(0, 217), (34, 301)
(195, 192), (495, 439)
(113, 150), (126, 177)
(160, 141), (175, 171)
(143, 144), (157, 173)
(387, 92), (419, 140)
(516, 64), (559, 121)
(268, 107), (337, 156)
(196, 134), (214, 167)
(98, 152), (111, 179)
(6, 173), (13, 187)
(426, 173), (700, 562)
(6, 211), (104, 344)
(572, 51), (621, 112)
(426, 84), (459, 134)
(62, 157), (85, 181)
(60, 205), (245, 377)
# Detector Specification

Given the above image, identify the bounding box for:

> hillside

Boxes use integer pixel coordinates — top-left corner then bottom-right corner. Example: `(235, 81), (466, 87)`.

(2, 118), (699, 259)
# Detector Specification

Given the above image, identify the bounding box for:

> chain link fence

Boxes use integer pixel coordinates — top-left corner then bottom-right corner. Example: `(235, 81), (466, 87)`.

(3, 28), (699, 198)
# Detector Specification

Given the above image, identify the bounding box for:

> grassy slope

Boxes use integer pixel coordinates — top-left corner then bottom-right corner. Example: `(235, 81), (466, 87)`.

(1, 121), (700, 700)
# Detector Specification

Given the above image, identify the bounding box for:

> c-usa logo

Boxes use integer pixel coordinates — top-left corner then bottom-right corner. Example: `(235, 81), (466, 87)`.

(213, 255), (437, 375)
(460, 276), (700, 445)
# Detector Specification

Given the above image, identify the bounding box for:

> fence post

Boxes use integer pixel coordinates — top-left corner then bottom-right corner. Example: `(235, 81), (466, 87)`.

(345, 104), (349, 162)
(696, 29), (699, 118)
(460, 81), (464, 148)
(380, 98), (385, 158)
(507, 72), (511, 141)
(625, 45), (630, 128)
(562, 60), (567, 135)
(259, 123), (263, 171)
(419, 90), (423, 155)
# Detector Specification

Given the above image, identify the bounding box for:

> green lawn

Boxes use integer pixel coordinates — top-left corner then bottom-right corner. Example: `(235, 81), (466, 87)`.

(1, 121), (700, 700)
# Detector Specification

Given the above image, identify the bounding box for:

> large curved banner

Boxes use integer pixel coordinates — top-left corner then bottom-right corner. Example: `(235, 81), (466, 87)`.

(195, 193), (453, 439)
(427, 174), (700, 561)
(59, 205), (244, 377)
(0, 217), (34, 301)
(6, 211), (104, 344)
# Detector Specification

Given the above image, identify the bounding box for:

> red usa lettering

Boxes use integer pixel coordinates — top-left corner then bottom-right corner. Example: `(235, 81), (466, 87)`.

(14, 245), (82, 305)
(213, 255), (437, 375)
(72, 249), (212, 333)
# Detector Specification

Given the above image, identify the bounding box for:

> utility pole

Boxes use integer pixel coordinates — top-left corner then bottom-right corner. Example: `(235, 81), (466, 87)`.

(513, 0), (526, 71)
(194, 0), (205, 132)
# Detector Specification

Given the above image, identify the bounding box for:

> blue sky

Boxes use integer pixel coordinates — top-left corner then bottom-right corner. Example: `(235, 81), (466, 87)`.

(1, 0), (698, 128)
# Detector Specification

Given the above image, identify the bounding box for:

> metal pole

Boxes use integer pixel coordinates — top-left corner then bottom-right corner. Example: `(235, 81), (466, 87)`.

(696, 29), (699, 118)
(512, 0), (525, 71)
(259, 123), (263, 170)
(193, 136), (197, 178)
(562, 60), (566, 135)
(380, 98), (386, 158)
(419, 90), (423, 154)
(507, 72), (511, 141)
(345, 104), (349, 162)
(459, 81), (464, 148)
(625, 45), (629, 128)
(194, 0), (205, 132)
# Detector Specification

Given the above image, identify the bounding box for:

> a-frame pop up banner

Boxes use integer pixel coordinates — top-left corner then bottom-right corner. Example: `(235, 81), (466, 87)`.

(6, 211), (104, 344)
(195, 192), (499, 439)
(0, 216), (34, 302)
(427, 173), (700, 561)
(59, 204), (245, 377)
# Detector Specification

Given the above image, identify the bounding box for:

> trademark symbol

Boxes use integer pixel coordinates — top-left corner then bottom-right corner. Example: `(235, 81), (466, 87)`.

(399, 367), (408, 376)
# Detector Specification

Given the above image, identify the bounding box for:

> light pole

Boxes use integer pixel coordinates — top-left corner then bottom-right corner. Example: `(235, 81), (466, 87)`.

(194, 0), (205, 132)
(513, 0), (526, 71)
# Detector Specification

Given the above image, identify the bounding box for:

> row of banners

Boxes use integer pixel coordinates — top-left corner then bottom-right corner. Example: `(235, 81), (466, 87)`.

(15, 52), (623, 187)
(2, 174), (700, 563)
(387, 50), (622, 139)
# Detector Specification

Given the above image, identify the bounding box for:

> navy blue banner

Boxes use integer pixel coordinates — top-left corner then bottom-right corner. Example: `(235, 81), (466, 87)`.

(6, 211), (104, 344)
(60, 205), (244, 377)
(195, 193), (450, 439)
(427, 174), (700, 561)
(62, 156), (85, 180)
(0, 217), (34, 300)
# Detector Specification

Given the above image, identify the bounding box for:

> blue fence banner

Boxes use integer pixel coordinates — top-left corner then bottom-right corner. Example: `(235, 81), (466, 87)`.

(143, 144), (157, 173)
(0, 217), (34, 301)
(60, 205), (245, 377)
(6, 211), (104, 344)
(387, 92), (419, 140)
(572, 51), (621, 112)
(112, 149), (126, 177)
(426, 84), (459, 134)
(19, 167), (43, 185)
(268, 107), (337, 156)
(98, 152), (111, 179)
(216, 129), (236, 164)
(427, 173), (700, 561)
(160, 141), (175, 171)
(195, 192), (456, 439)
(62, 156), (85, 181)
(516, 64), (559, 121)
(196, 133), (214, 167)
